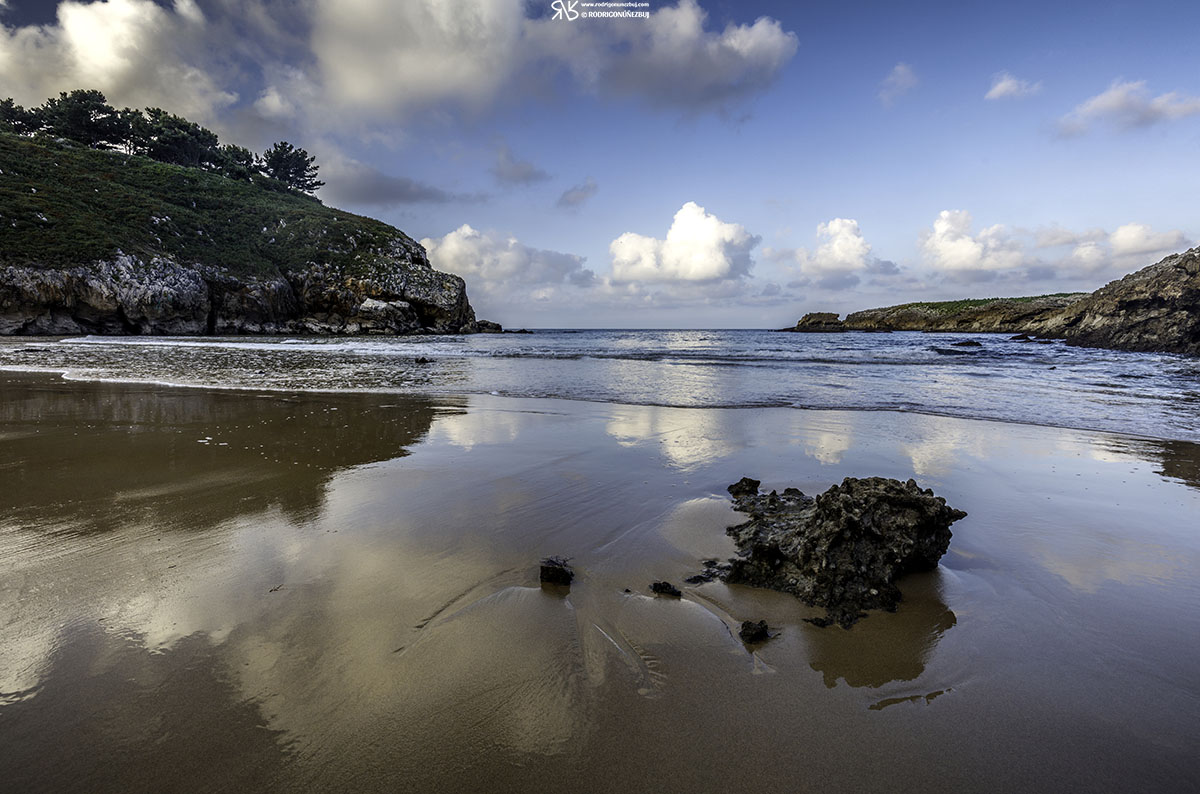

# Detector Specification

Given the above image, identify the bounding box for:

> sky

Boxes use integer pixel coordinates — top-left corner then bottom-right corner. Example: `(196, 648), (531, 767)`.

(1, 0), (1197, 327)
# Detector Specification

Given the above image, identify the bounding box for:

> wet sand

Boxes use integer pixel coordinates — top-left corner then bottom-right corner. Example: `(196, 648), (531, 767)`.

(1, 371), (1198, 792)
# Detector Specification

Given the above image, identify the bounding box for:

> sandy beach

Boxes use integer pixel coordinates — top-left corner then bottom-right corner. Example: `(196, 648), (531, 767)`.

(2, 370), (1199, 792)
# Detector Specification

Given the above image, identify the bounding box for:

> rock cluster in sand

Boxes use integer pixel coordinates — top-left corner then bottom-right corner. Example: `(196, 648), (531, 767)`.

(722, 477), (966, 628)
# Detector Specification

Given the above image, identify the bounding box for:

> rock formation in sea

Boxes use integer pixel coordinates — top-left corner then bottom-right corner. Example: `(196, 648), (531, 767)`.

(721, 477), (967, 628)
(1034, 246), (1200, 356)
(779, 246), (1200, 356)
(842, 294), (1084, 334)
(778, 312), (846, 332)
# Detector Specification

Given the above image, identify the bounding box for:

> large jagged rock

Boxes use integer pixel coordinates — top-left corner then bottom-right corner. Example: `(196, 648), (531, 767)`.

(1037, 247), (1200, 356)
(0, 246), (484, 336)
(722, 477), (966, 628)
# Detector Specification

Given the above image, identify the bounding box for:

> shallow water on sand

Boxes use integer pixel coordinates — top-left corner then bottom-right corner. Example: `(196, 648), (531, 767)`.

(3, 329), (1199, 442)
(1, 372), (1199, 792)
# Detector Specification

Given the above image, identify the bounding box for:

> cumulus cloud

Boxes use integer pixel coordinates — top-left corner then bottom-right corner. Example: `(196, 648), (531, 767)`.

(528, 0), (798, 113)
(878, 62), (917, 106)
(1059, 79), (1200, 134)
(1108, 222), (1188, 257)
(556, 177), (598, 209)
(920, 210), (1028, 280)
(422, 225), (595, 292)
(0, 0), (236, 123)
(609, 201), (759, 283)
(491, 142), (551, 185)
(0, 0), (798, 134)
(919, 210), (1190, 283)
(765, 219), (900, 290)
(320, 156), (481, 207)
(985, 71), (1041, 100)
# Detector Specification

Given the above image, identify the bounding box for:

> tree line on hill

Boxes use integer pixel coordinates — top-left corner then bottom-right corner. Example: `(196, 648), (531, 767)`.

(0, 89), (323, 194)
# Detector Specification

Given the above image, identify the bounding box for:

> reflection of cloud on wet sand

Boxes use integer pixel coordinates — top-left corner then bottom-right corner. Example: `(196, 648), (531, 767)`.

(426, 407), (525, 450)
(1029, 532), (1183, 593)
(804, 429), (853, 464)
(605, 406), (737, 471)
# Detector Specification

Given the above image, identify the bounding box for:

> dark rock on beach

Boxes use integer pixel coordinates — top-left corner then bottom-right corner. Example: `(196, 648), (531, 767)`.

(738, 620), (771, 643)
(539, 556), (574, 586)
(650, 581), (682, 597)
(721, 477), (966, 628)
(727, 477), (761, 499)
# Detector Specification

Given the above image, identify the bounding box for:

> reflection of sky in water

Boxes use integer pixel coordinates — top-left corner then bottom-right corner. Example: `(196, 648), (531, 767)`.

(4, 384), (1200, 790)
(3, 329), (1199, 442)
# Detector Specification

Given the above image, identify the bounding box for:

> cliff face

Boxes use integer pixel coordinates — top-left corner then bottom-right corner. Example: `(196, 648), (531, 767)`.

(1037, 247), (1200, 356)
(0, 133), (487, 336)
(0, 248), (477, 336)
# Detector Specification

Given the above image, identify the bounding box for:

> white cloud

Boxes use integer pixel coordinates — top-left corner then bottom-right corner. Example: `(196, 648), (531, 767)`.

(530, 0), (798, 112)
(878, 62), (917, 106)
(1108, 222), (1188, 257)
(290, 0), (797, 122)
(422, 224), (595, 290)
(985, 71), (1041, 100)
(764, 218), (895, 290)
(920, 211), (1190, 283)
(0, 0), (236, 124)
(921, 210), (1028, 280)
(1059, 79), (1200, 134)
(610, 201), (759, 283)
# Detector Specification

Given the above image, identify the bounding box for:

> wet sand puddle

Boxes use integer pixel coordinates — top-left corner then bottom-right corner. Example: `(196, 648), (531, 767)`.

(2, 372), (1198, 792)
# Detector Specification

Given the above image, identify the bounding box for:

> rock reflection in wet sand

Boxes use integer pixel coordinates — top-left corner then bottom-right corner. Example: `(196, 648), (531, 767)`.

(3, 374), (1199, 792)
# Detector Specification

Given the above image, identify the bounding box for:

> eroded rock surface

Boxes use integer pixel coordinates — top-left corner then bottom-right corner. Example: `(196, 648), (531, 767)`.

(722, 477), (966, 628)
(0, 242), (498, 336)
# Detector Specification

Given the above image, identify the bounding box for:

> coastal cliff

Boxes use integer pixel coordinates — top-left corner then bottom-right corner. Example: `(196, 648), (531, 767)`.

(0, 132), (491, 335)
(1035, 247), (1200, 356)
(781, 247), (1200, 356)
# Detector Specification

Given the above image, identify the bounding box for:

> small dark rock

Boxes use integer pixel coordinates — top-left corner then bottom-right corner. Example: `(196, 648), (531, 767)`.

(727, 477), (761, 498)
(539, 556), (573, 586)
(414, 356), (433, 364)
(684, 574), (711, 585)
(951, 340), (983, 347)
(738, 620), (770, 643)
(650, 581), (682, 597)
(1010, 333), (1031, 341)
(930, 346), (974, 355)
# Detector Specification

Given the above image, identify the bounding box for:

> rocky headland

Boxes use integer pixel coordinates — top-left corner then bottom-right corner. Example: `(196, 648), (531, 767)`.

(0, 132), (496, 336)
(780, 246), (1200, 356)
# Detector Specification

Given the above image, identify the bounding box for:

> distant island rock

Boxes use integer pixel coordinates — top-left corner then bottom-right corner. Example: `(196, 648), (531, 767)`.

(779, 246), (1200, 356)
(0, 133), (498, 336)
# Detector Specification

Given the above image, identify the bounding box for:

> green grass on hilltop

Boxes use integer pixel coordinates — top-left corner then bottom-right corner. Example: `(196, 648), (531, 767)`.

(865, 294), (1084, 316)
(0, 132), (412, 279)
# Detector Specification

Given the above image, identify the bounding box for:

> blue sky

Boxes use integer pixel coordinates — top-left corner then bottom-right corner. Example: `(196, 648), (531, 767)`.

(1, 0), (1197, 326)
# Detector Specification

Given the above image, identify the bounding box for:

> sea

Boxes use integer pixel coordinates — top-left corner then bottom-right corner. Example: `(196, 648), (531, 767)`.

(1, 329), (1198, 442)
